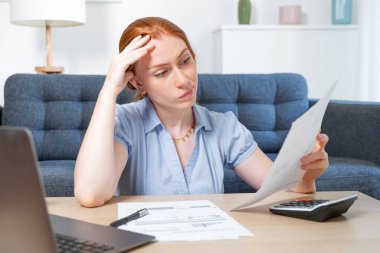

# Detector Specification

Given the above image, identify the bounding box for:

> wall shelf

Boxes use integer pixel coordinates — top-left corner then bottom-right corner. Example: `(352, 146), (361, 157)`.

(215, 25), (359, 32)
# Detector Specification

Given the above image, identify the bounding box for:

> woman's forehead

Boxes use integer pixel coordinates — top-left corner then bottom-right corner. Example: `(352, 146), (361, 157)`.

(143, 35), (188, 64)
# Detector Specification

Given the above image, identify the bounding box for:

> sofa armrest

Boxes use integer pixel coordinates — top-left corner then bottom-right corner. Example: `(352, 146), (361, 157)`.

(309, 99), (380, 166)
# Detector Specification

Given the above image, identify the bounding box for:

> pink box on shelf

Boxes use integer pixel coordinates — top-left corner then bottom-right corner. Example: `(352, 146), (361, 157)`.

(279, 5), (302, 25)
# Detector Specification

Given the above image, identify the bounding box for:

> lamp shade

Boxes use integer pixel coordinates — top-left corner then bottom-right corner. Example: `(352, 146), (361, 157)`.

(11, 0), (86, 27)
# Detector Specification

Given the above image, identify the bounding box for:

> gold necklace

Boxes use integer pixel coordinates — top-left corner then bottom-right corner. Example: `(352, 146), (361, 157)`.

(172, 125), (195, 143)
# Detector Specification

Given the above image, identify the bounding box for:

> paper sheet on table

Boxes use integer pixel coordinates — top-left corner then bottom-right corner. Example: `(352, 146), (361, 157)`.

(117, 200), (253, 241)
(232, 82), (337, 211)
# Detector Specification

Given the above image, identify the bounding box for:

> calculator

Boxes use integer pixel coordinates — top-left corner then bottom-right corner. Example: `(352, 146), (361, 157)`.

(269, 195), (358, 222)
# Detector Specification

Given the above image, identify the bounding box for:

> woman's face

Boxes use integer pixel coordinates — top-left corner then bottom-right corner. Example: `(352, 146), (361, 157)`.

(133, 34), (197, 111)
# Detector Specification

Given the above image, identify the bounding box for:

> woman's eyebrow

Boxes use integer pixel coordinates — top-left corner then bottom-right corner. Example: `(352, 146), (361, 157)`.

(148, 48), (189, 70)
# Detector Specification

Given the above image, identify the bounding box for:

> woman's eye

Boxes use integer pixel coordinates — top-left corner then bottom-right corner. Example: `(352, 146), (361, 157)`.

(154, 71), (167, 78)
(183, 57), (191, 64)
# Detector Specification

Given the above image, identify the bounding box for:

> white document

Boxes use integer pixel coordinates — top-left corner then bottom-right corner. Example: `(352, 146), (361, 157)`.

(117, 200), (253, 241)
(233, 82), (337, 211)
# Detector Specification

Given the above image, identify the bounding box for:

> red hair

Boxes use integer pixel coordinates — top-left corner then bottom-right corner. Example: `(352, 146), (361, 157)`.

(119, 17), (196, 100)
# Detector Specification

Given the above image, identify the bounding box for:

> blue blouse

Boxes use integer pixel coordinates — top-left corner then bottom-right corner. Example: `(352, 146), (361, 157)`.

(114, 97), (257, 195)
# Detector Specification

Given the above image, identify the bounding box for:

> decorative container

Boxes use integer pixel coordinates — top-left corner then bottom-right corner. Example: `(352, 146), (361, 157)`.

(279, 5), (302, 25)
(332, 0), (352, 24)
(238, 0), (251, 25)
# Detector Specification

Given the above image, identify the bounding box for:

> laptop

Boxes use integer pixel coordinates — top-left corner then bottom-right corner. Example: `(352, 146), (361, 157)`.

(0, 127), (155, 253)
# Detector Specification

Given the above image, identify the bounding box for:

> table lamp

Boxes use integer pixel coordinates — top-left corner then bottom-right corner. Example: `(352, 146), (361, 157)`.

(10, 0), (86, 74)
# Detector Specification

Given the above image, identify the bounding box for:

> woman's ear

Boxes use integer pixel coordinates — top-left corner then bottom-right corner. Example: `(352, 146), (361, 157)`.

(129, 77), (146, 93)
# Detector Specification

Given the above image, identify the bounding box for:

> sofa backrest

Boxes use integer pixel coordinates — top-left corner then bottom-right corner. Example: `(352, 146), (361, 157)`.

(197, 74), (309, 153)
(2, 73), (308, 160)
(2, 74), (133, 160)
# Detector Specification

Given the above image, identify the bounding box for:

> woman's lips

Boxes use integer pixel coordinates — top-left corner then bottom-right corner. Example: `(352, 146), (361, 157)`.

(179, 88), (193, 99)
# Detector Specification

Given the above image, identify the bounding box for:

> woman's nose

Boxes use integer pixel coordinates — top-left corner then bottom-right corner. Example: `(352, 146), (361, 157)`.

(173, 68), (188, 88)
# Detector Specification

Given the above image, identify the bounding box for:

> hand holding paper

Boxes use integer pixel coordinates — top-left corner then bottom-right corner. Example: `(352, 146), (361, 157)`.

(299, 133), (329, 182)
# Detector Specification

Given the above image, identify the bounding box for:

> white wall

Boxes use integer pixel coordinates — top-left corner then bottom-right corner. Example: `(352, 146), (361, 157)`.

(0, 0), (362, 106)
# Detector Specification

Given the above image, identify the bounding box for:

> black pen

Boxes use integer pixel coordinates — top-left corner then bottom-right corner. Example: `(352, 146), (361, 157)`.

(110, 208), (149, 228)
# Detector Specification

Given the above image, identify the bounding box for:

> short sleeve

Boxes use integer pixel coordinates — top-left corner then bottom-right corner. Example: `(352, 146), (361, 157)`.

(114, 104), (133, 154)
(223, 111), (258, 168)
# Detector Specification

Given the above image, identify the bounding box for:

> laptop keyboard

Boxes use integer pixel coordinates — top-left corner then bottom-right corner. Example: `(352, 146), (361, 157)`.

(55, 234), (114, 253)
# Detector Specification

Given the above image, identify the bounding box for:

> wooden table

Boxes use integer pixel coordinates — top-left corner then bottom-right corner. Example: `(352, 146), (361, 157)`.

(47, 191), (380, 253)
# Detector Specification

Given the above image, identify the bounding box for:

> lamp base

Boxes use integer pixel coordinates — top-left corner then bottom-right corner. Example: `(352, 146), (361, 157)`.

(35, 66), (64, 74)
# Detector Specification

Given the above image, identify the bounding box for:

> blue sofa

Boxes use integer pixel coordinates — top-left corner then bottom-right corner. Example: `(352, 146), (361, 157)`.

(2, 73), (380, 199)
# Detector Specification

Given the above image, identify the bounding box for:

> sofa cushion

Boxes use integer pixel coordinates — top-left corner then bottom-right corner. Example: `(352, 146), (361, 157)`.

(38, 160), (75, 197)
(197, 73), (309, 153)
(38, 156), (380, 198)
(224, 156), (380, 200)
(3, 74), (133, 160)
(316, 157), (380, 199)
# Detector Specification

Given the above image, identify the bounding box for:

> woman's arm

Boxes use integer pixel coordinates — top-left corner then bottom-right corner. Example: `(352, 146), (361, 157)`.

(235, 133), (329, 193)
(74, 35), (154, 207)
(234, 147), (273, 190)
(74, 88), (128, 208)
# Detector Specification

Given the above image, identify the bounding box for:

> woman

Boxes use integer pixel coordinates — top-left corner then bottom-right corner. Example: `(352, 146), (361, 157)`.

(74, 17), (329, 207)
